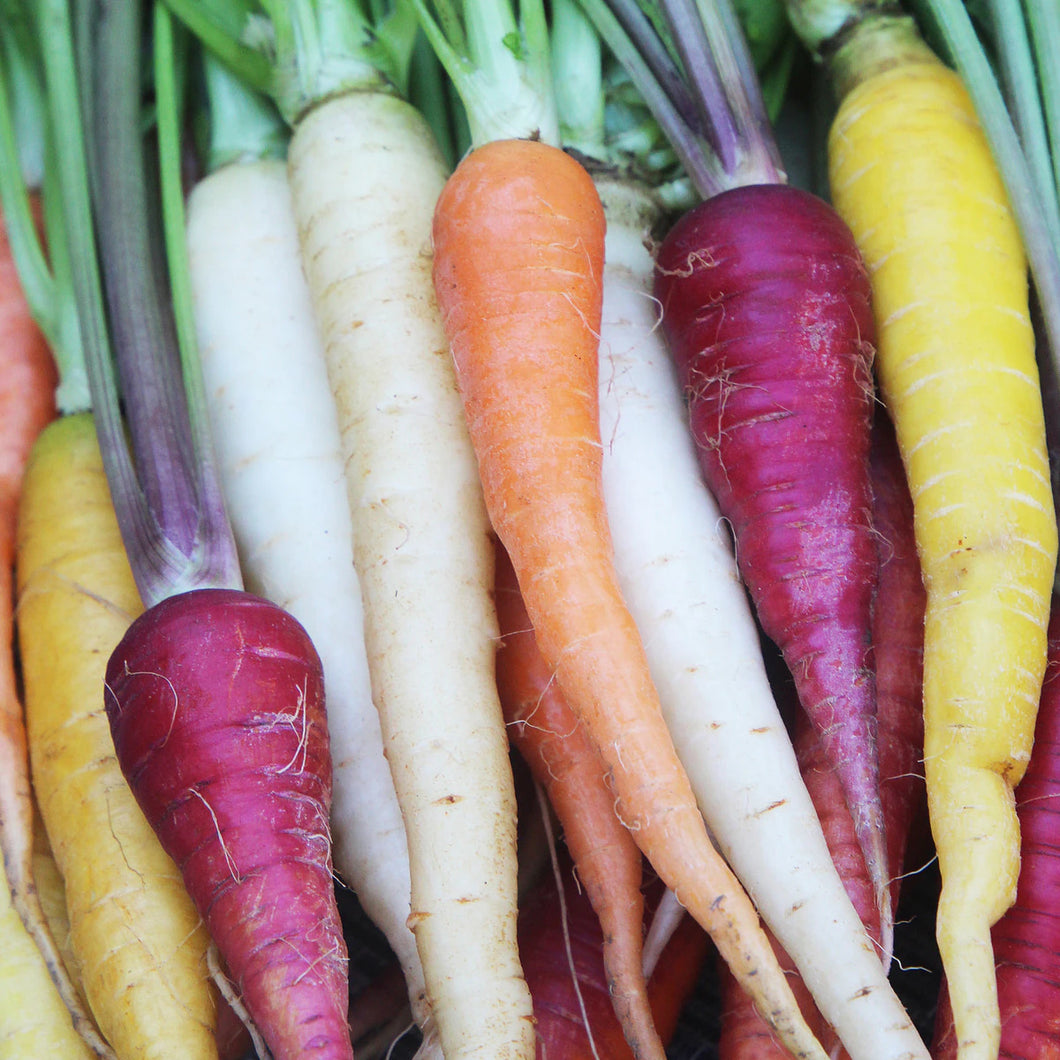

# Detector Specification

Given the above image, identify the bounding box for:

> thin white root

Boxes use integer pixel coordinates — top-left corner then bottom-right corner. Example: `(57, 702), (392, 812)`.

(641, 886), (686, 979)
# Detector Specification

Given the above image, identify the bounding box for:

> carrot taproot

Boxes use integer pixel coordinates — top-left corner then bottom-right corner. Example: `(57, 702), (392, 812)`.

(287, 92), (530, 1060)
(787, 9), (1060, 1055)
(931, 601), (1060, 1059)
(17, 412), (219, 1060)
(0, 195), (56, 921)
(493, 539), (662, 1060)
(105, 587), (351, 1060)
(0, 195), (100, 1052)
(432, 134), (827, 1060)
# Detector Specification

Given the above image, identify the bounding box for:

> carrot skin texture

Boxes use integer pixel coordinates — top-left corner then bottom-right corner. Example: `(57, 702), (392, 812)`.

(493, 541), (662, 1060)
(104, 589), (352, 1060)
(653, 181), (887, 936)
(434, 138), (828, 1060)
(288, 92), (530, 1060)
(827, 53), (1058, 1059)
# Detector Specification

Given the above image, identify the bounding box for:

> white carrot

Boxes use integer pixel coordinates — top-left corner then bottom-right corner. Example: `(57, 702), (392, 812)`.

(184, 151), (433, 1045)
(161, 7), (533, 1053)
(595, 177), (929, 1060)
(287, 92), (531, 1060)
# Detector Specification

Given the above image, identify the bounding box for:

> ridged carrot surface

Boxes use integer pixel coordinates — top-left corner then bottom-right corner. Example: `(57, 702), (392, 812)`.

(828, 49), (1058, 1060)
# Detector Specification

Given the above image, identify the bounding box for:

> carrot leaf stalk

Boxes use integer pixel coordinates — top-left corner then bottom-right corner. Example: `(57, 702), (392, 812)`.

(45, 3), (355, 1058)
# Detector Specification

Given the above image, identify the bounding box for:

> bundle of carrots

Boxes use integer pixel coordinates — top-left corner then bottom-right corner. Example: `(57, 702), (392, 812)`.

(0, 0), (1058, 1059)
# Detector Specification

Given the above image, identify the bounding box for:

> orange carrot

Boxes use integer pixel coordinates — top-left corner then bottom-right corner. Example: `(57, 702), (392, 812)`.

(432, 135), (826, 1060)
(493, 540), (661, 1060)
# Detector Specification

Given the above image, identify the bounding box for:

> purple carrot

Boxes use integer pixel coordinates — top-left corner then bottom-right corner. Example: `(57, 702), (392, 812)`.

(105, 589), (350, 1060)
(654, 182), (889, 938)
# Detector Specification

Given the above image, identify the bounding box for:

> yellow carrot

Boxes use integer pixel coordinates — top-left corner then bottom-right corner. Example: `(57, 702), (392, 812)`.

(798, 11), (1059, 1059)
(16, 413), (219, 1060)
(0, 816), (96, 1060)
(30, 802), (89, 1017)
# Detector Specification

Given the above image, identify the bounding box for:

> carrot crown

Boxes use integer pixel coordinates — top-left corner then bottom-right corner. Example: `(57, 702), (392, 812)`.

(411, 0), (560, 146)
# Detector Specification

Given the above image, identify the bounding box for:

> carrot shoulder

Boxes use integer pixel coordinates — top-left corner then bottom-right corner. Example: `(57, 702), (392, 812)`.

(433, 136), (826, 1060)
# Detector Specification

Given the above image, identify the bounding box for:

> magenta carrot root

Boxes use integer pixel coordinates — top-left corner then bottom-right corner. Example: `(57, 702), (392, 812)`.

(105, 588), (352, 1060)
(654, 181), (889, 940)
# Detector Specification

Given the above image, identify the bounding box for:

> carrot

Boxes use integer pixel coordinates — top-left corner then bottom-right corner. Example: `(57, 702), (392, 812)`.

(593, 175), (923, 1060)
(542, 9), (929, 1055)
(931, 601), (1060, 1059)
(0, 195), (56, 935)
(39, 6), (353, 1057)
(17, 414), (217, 1060)
(184, 58), (430, 1041)
(653, 177), (886, 931)
(518, 846), (710, 1060)
(105, 588), (350, 1060)
(0, 9), (232, 1056)
(431, 134), (825, 1060)
(0, 189), (94, 1045)
(779, 5), (1058, 1056)
(493, 540), (662, 1060)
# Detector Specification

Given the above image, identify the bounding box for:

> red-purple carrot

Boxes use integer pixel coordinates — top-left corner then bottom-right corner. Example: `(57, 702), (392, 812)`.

(654, 182), (886, 938)
(51, 5), (353, 1058)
